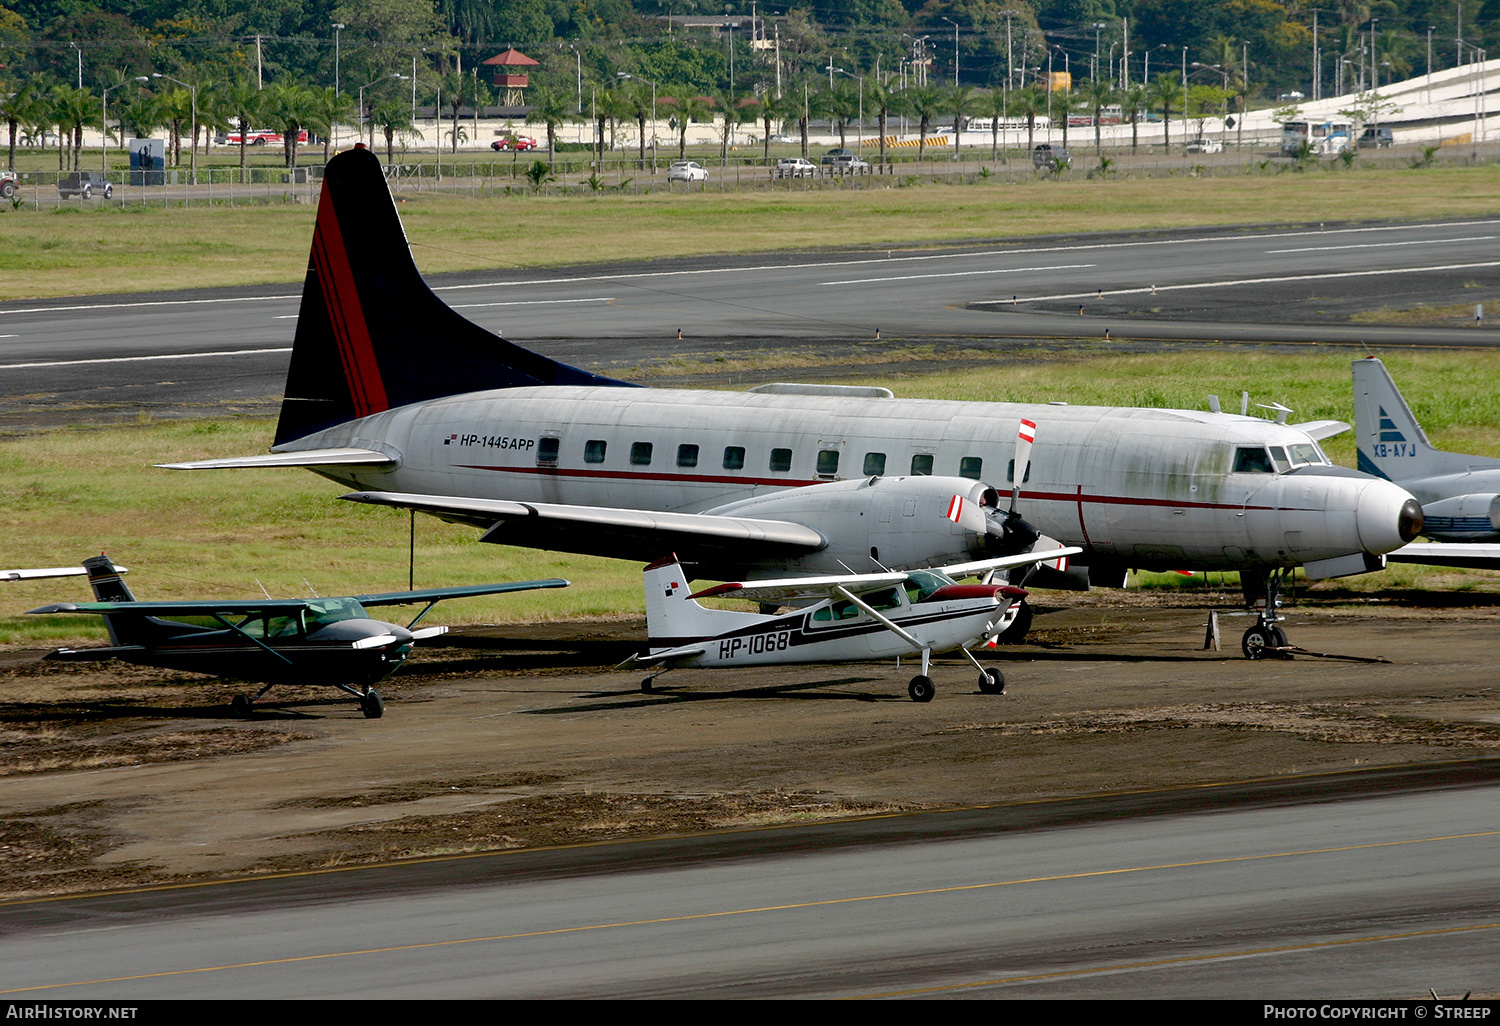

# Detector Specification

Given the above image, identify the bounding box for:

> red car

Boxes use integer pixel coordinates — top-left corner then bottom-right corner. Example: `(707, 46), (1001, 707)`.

(491, 135), (538, 151)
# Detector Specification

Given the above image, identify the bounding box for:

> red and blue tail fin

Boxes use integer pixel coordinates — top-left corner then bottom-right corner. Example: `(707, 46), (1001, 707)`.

(274, 145), (635, 447)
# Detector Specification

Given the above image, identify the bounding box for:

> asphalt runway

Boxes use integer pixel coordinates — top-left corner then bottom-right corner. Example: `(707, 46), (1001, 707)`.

(1, 765), (1495, 999)
(2, 217), (1497, 424)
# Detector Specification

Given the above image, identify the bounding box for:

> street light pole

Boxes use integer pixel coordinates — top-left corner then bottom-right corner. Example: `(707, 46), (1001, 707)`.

(942, 16), (959, 86)
(152, 72), (197, 185)
(332, 23), (345, 150)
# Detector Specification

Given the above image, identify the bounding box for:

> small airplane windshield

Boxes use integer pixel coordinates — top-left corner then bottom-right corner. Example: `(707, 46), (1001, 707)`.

(904, 570), (955, 603)
(304, 597), (369, 627)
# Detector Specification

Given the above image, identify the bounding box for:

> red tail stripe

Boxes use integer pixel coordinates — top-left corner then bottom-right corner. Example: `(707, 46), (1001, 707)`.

(312, 185), (388, 419)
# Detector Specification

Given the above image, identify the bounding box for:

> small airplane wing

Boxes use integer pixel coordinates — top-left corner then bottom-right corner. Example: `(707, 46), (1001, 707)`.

(351, 579), (570, 606)
(4, 566), (91, 582)
(937, 546), (1084, 580)
(341, 491), (828, 562)
(156, 447), (396, 471)
(1291, 420), (1351, 441)
(29, 599), (313, 617)
(1384, 542), (1500, 570)
(689, 571), (910, 605)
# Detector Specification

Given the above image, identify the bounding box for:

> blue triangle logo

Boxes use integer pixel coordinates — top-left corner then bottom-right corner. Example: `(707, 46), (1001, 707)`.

(1377, 406), (1405, 443)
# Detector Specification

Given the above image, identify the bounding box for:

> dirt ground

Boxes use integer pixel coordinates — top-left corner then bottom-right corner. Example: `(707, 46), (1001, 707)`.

(1, 591), (1496, 901)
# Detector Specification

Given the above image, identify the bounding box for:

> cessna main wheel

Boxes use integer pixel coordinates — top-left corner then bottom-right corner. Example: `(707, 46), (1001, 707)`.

(908, 675), (935, 703)
(978, 667), (1005, 694)
(231, 694), (252, 717)
(1241, 625), (1288, 660)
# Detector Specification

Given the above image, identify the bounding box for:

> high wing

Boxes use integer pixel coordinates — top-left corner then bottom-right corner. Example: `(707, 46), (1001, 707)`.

(341, 491), (828, 562)
(4, 566), (91, 582)
(690, 571), (911, 605)
(937, 546), (1084, 580)
(156, 448), (396, 471)
(1385, 542), (1500, 570)
(29, 599), (312, 617)
(352, 579), (570, 606)
(1290, 420), (1351, 442)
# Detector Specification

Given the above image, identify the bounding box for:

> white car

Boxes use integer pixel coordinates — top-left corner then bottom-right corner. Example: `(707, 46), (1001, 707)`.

(1185, 137), (1224, 154)
(666, 161), (709, 183)
(777, 156), (816, 177)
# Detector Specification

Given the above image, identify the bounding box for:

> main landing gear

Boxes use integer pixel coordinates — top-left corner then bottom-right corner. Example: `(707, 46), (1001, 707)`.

(906, 647), (1007, 702)
(1241, 568), (1291, 661)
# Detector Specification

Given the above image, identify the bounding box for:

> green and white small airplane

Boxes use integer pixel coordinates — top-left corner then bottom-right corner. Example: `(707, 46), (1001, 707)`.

(24, 555), (567, 718)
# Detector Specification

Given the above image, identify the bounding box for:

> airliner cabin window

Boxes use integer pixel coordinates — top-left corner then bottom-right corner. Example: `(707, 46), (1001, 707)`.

(769, 448), (793, 472)
(1007, 459), (1030, 483)
(537, 437), (560, 464)
(723, 446), (746, 470)
(959, 456), (983, 480)
(630, 442), (653, 466)
(817, 450), (840, 477)
(863, 452), (887, 476)
(1233, 447), (1274, 473)
(911, 454), (934, 476)
(584, 439), (607, 464)
(677, 444), (699, 468)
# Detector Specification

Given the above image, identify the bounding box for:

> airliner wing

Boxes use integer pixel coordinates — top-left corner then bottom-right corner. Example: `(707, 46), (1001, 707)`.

(1291, 420), (1351, 441)
(352, 579), (570, 606)
(342, 491), (828, 563)
(1384, 542), (1500, 570)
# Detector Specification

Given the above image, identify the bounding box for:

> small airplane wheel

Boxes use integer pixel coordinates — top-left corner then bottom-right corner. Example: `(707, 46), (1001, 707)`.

(1241, 625), (1288, 661)
(361, 689), (384, 719)
(908, 675), (935, 703)
(231, 694), (252, 717)
(641, 676), (654, 692)
(978, 667), (1005, 694)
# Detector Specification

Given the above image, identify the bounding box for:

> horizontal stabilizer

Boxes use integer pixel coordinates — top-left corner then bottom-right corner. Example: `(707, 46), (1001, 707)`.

(1385, 542), (1500, 570)
(342, 491), (827, 565)
(157, 448), (395, 471)
(1291, 420), (1351, 442)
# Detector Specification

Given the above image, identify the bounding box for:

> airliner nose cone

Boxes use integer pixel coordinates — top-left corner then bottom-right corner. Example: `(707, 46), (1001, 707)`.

(1356, 481), (1424, 554)
(1398, 498), (1424, 544)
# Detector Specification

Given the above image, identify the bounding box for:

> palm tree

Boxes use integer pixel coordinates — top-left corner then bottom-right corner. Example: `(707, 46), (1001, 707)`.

(222, 79), (262, 183)
(826, 80), (859, 152)
(264, 81), (320, 169)
(1121, 83), (1149, 154)
(525, 86), (574, 168)
(1007, 85), (1046, 154)
(309, 86), (353, 164)
(902, 85), (942, 161)
(1079, 78), (1118, 154)
(753, 85), (791, 165)
(3, 75), (50, 171)
(866, 79), (898, 167)
(52, 85), (98, 171)
(713, 88), (752, 164)
(369, 95), (413, 163)
(946, 85), (976, 160)
(662, 92), (712, 160)
(976, 88), (1009, 162)
(1146, 75), (1181, 153)
(617, 80), (652, 169)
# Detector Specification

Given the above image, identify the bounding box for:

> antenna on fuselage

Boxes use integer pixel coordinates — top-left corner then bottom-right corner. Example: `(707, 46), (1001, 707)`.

(1208, 395), (1222, 414)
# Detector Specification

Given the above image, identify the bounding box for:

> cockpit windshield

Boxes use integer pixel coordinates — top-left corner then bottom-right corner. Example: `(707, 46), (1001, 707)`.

(905, 569), (956, 603)
(304, 597), (369, 627)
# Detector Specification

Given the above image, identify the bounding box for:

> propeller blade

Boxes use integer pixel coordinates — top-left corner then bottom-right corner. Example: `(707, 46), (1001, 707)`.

(410, 625), (449, 641)
(1011, 418), (1036, 513)
(351, 633), (401, 650)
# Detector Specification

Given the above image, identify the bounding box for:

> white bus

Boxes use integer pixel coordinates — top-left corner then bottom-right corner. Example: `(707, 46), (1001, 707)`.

(1280, 120), (1353, 156)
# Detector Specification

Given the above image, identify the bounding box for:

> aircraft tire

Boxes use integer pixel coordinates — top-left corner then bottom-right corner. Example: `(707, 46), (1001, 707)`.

(908, 675), (935, 703)
(1241, 625), (1288, 660)
(978, 667), (1005, 694)
(641, 676), (654, 692)
(231, 694), (252, 717)
(361, 689), (384, 719)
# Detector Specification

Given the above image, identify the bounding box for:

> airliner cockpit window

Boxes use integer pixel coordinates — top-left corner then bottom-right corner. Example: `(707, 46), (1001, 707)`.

(1233, 447), (1274, 473)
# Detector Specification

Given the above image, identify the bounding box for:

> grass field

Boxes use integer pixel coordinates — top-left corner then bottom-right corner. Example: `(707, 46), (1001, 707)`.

(4, 163), (1500, 299)
(4, 350), (1498, 646)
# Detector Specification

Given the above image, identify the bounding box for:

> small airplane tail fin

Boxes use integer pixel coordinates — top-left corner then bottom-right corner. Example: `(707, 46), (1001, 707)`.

(1352, 357), (1479, 482)
(80, 555), (161, 647)
(643, 554), (756, 652)
(274, 145), (634, 448)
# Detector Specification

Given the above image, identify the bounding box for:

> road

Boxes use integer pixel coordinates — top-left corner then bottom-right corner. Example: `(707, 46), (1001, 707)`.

(1, 217), (1496, 422)
(1, 767), (1494, 999)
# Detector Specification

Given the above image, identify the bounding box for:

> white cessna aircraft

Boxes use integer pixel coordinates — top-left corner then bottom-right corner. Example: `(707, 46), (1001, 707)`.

(1353, 356), (1500, 569)
(620, 547), (1080, 702)
(164, 146), (1423, 658)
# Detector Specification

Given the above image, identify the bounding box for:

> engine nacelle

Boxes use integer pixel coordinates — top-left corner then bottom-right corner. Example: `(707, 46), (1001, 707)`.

(1420, 493), (1500, 541)
(705, 475), (1021, 574)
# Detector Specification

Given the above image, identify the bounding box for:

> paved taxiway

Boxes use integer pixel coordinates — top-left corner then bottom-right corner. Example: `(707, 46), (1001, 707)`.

(2, 218), (1497, 418)
(2, 767), (1494, 999)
